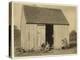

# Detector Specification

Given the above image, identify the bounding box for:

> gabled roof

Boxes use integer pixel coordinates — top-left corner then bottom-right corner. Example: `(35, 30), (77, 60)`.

(23, 5), (69, 25)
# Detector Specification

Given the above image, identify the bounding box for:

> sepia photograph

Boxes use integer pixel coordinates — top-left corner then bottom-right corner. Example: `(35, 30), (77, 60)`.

(9, 2), (77, 57)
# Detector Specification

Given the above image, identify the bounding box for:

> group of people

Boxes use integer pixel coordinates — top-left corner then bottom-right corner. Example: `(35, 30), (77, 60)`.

(41, 38), (68, 51)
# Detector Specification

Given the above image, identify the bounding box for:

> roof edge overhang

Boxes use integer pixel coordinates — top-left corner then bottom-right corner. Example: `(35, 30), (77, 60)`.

(24, 5), (69, 25)
(26, 23), (69, 25)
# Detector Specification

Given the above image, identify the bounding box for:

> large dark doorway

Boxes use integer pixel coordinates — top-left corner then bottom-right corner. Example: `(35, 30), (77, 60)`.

(46, 24), (53, 49)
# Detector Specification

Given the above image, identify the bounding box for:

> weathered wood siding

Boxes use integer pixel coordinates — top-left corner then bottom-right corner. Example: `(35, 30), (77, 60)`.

(37, 25), (45, 50)
(21, 8), (26, 50)
(21, 23), (45, 51)
(54, 25), (69, 49)
(21, 13), (69, 50)
(25, 24), (37, 50)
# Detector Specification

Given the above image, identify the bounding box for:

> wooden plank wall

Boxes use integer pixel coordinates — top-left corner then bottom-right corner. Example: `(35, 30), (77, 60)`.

(54, 25), (69, 49)
(22, 24), (45, 51)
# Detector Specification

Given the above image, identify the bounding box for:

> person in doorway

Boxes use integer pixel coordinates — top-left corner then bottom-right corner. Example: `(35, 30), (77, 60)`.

(46, 34), (53, 51)
(62, 38), (68, 49)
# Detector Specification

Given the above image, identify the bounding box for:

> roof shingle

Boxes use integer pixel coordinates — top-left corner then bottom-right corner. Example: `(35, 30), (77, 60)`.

(24, 5), (69, 25)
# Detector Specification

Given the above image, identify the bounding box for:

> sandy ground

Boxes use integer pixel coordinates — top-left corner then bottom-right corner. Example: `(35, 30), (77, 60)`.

(14, 46), (77, 57)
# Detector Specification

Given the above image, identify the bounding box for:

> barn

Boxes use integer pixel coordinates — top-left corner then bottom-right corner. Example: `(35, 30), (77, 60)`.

(21, 5), (69, 51)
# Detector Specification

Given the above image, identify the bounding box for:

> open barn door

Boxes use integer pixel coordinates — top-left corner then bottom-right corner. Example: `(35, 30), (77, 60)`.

(46, 24), (54, 49)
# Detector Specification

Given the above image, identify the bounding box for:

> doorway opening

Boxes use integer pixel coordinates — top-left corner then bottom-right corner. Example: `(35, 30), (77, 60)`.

(46, 24), (54, 49)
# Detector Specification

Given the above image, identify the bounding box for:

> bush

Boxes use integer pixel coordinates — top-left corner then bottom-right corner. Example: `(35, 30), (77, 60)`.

(69, 30), (77, 47)
(14, 25), (21, 49)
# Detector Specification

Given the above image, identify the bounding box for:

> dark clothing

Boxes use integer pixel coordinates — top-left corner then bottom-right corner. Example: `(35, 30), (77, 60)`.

(46, 24), (53, 48)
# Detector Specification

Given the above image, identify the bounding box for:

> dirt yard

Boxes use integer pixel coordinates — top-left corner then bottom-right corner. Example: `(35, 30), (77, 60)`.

(14, 46), (77, 57)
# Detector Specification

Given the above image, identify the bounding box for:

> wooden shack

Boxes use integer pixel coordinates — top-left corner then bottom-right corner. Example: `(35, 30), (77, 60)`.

(21, 5), (69, 51)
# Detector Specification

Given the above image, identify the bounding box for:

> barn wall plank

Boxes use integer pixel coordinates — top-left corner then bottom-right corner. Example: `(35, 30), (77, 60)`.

(54, 25), (69, 49)
(37, 25), (45, 50)
(22, 24), (45, 51)
(21, 8), (27, 50)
